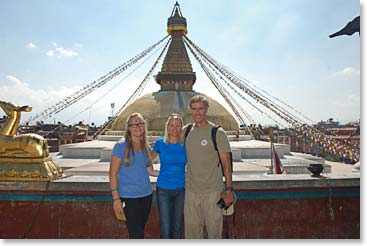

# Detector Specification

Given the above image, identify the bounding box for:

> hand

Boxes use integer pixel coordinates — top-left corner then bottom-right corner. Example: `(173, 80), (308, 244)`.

(222, 190), (234, 207)
(113, 199), (123, 214)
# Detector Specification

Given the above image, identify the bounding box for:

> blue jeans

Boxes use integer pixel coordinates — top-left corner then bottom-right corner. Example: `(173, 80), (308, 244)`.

(156, 187), (185, 239)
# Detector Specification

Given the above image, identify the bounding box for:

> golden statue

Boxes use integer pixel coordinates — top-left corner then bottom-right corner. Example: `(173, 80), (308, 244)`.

(0, 100), (62, 181)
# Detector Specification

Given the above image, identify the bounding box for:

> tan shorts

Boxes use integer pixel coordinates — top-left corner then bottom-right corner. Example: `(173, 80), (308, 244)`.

(184, 189), (223, 239)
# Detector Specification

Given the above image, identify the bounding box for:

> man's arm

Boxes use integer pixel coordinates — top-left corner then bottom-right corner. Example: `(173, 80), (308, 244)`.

(220, 152), (234, 206)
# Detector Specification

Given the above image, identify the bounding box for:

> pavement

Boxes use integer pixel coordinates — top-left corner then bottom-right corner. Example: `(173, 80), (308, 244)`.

(50, 151), (357, 178)
(50, 137), (359, 179)
(325, 160), (354, 174)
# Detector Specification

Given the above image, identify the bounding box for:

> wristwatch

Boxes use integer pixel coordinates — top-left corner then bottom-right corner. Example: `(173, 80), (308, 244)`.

(225, 186), (234, 191)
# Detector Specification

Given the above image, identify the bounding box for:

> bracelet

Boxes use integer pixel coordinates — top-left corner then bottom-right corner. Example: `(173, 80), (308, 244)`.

(225, 186), (234, 191)
(113, 197), (121, 201)
(111, 188), (118, 192)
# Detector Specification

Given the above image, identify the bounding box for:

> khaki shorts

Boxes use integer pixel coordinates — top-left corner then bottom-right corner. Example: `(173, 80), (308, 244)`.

(184, 189), (223, 239)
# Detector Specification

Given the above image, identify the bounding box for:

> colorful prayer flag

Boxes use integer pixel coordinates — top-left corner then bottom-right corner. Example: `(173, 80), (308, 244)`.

(272, 143), (284, 174)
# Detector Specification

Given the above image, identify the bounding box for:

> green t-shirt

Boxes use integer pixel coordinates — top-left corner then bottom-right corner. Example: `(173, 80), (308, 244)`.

(185, 122), (230, 193)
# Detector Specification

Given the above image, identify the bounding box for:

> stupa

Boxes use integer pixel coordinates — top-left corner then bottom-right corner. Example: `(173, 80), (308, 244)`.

(110, 2), (239, 131)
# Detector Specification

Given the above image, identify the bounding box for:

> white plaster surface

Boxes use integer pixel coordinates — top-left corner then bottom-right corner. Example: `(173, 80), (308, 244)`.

(52, 138), (357, 179)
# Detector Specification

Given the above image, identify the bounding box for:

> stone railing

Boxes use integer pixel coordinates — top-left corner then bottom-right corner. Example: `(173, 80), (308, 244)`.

(0, 173), (360, 239)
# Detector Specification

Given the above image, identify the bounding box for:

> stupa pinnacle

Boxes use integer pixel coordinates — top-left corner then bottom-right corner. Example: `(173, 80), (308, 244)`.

(156, 2), (196, 91)
(110, 2), (239, 131)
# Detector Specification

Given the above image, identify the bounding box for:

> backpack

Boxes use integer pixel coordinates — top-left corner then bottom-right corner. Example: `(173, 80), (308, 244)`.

(184, 123), (233, 175)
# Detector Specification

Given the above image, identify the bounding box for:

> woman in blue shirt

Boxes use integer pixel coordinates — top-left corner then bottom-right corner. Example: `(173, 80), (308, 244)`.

(109, 112), (158, 239)
(152, 113), (187, 239)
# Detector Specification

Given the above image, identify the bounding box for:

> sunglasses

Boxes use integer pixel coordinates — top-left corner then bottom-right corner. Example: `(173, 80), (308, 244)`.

(128, 122), (145, 128)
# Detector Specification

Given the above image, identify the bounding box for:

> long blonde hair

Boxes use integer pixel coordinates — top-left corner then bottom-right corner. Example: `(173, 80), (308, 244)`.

(123, 113), (152, 167)
(163, 113), (184, 146)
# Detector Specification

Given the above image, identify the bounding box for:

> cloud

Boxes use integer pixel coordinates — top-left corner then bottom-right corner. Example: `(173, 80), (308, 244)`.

(5, 75), (27, 86)
(26, 42), (36, 49)
(334, 67), (360, 77)
(346, 93), (360, 105)
(1, 75), (80, 104)
(46, 50), (55, 57)
(0, 75), (81, 121)
(55, 47), (78, 57)
(46, 45), (79, 58)
(0, 75), (141, 125)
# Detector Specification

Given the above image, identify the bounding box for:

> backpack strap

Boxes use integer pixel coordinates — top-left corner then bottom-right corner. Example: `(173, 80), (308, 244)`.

(184, 123), (193, 144)
(211, 125), (222, 167)
(212, 125), (233, 173)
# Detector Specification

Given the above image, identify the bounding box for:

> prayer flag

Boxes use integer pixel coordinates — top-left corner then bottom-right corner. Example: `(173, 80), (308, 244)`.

(272, 143), (284, 174)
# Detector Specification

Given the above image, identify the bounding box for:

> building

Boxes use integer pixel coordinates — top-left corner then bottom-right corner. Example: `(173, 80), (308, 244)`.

(110, 2), (239, 132)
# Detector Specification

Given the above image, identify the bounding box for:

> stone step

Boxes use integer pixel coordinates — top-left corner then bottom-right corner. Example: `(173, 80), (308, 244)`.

(61, 139), (289, 161)
(62, 158), (332, 177)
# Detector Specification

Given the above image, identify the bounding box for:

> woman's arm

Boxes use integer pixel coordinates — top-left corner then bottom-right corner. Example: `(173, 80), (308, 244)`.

(147, 149), (159, 177)
(147, 164), (159, 177)
(151, 149), (158, 161)
(109, 155), (123, 214)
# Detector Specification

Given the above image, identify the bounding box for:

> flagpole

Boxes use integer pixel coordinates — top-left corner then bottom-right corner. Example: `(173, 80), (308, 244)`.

(269, 127), (274, 174)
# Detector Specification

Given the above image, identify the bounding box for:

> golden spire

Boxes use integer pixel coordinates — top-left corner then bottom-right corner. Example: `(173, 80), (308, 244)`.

(167, 1), (188, 35)
(156, 2), (196, 91)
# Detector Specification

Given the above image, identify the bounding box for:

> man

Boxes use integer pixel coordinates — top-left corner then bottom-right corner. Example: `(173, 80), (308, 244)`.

(184, 95), (234, 239)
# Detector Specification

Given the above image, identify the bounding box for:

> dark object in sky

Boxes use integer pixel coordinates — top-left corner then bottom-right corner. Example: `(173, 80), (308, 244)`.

(329, 16), (360, 38)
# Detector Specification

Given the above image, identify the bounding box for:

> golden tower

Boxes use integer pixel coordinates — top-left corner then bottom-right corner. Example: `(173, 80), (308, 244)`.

(111, 2), (239, 131)
(156, 2), (196, 91)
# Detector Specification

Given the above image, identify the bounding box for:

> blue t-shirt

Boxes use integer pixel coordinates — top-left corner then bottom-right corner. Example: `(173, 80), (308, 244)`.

(154, 138), (187, 190)
(111, 141), (152, 198)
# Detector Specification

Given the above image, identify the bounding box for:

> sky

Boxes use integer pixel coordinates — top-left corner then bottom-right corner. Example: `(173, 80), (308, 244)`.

(0, 0), (362, 127)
